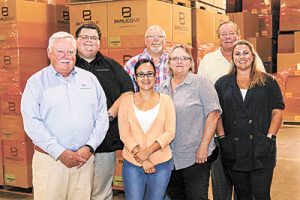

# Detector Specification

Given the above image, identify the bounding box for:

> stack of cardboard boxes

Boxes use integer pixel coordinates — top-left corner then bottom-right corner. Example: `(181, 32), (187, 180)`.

(190, 0), (228, 72)
(226, 0), (277, 73)
(0, 0), (69, 188)
(276, 0), (300, 123)
(70, 0), (192, 66)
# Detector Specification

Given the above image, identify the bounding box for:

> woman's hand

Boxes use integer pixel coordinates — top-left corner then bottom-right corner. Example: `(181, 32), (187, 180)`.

(134, 147), (152, 163)
(131, 145), (141, 155)
(142, 159), (156, 174)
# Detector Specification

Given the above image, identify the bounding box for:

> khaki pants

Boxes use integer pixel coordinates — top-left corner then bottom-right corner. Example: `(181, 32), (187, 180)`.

(32, 150), (95, 200)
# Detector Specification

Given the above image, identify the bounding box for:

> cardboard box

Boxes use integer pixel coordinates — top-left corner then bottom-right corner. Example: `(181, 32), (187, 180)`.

(280, 0), (300, 31)
(227, 12), (259, 39)
(0, 96), (30, 141)
(4, 164), (32, 188)
(192, 9), (216, 44)
(2, 140), (34, 166)
(108, 48), (144, 66)
(278, 34), (294, 53)
(214, 0), (226, 9)
(294, 32), (300, 53)
(55, 4), (70, 33)
(2, 140), (33, 187)
(283, 98), (300, 122)
(69, 2), (108, 48)
(285, 75), (300, 98)
(226, 0), (242, 13)
(247, 37), (272, 62)
(0, 47), (48, 96)
(277, 53), (300, 72)
(0, 95), (21, 116)
(107, 0), (172, 48)
(0, 0), (61, 48)
(34, 0), (70, 4)
(172, 4), (192, 46)
(101, 48), (109, 57)
(0, 115), (30, 141)
(113, 150), (124, 190)
(243, 0), (280, 38)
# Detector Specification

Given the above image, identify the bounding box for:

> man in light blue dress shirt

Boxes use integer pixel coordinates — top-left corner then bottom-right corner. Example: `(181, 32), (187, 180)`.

(20, 31), (109, 200)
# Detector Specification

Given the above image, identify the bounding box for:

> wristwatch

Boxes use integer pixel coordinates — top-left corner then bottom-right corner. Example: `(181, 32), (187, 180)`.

(85, 145), (95, 154)
(108, 112), (114, 122)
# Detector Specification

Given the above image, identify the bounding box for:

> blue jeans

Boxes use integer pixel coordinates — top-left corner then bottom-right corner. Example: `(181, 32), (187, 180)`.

(122, 159), (173, 200)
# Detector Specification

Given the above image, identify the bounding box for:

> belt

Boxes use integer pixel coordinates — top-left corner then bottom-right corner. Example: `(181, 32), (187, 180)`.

(34, 146), (49, 155)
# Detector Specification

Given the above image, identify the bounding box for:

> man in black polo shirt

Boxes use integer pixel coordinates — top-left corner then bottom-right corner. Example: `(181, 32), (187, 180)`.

(75, 24), (134, 200)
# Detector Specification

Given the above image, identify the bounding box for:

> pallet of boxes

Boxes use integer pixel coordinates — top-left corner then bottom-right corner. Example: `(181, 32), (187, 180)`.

(0, 0), (69, 189)
(276, 0), (300, 124)
(69, 0), (193, 190)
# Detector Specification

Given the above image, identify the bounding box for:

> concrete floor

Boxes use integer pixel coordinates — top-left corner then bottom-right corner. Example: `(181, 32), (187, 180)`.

(0, 126), (299, 200)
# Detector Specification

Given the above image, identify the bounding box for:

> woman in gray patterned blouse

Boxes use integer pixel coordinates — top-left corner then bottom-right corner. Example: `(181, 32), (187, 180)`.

(158, 44), (222, 200)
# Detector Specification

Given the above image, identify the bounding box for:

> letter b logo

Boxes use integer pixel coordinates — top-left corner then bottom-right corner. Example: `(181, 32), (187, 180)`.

(83, 10), (91, 20)
(179, 12), (185, 25)
(2, 6), (8, 17)
(122, 7), (131, 18)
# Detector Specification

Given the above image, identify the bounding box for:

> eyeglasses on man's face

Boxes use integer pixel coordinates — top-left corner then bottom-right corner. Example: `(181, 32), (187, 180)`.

(78, 35), (99, 42)
(169, 56), (191, 62)
(145, 35), (166, 40)
(136, 72), (156, 78)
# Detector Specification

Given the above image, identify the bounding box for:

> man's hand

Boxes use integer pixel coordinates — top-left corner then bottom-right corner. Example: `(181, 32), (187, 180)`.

(76, 146), (93, 168)
(142, 160), (156, 174)
(196, 145), (208, 164)
(58, 149), (87, 168)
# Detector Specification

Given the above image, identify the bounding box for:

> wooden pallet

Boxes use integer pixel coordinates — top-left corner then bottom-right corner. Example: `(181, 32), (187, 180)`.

(0, 185), (32, 195)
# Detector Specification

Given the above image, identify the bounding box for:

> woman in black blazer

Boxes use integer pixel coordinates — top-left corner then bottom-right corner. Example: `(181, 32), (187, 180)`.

(215, 40), (285, 200)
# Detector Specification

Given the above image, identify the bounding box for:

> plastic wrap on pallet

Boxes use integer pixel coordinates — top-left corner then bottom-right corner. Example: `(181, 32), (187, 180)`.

(279, 0), (300, 31)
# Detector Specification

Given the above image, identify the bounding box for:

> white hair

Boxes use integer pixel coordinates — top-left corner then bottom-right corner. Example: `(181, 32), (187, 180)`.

(48, 31), (76, 50)
(145, 25), (166, 37)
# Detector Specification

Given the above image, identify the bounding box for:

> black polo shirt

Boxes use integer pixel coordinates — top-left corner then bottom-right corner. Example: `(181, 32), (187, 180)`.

(76, 52), (134, 152)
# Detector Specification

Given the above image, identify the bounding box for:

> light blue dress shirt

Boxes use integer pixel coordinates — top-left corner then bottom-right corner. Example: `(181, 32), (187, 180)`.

(21, 65), (109, 160)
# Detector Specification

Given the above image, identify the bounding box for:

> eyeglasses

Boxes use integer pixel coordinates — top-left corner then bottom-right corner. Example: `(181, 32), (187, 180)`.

(54, 49), (75, 57)
(169, 56), (191, 62)
(145, 35), (166, 40)
(136, 72), (156, 78)
(78, 35), (99, 42)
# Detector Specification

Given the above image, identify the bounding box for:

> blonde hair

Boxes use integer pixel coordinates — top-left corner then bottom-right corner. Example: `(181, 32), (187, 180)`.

(167, 44), (194, 77)
(229, 40), (267, 88)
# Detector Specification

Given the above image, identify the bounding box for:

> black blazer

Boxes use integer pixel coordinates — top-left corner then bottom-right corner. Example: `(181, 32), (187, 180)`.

(215, 73), (285, 171)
